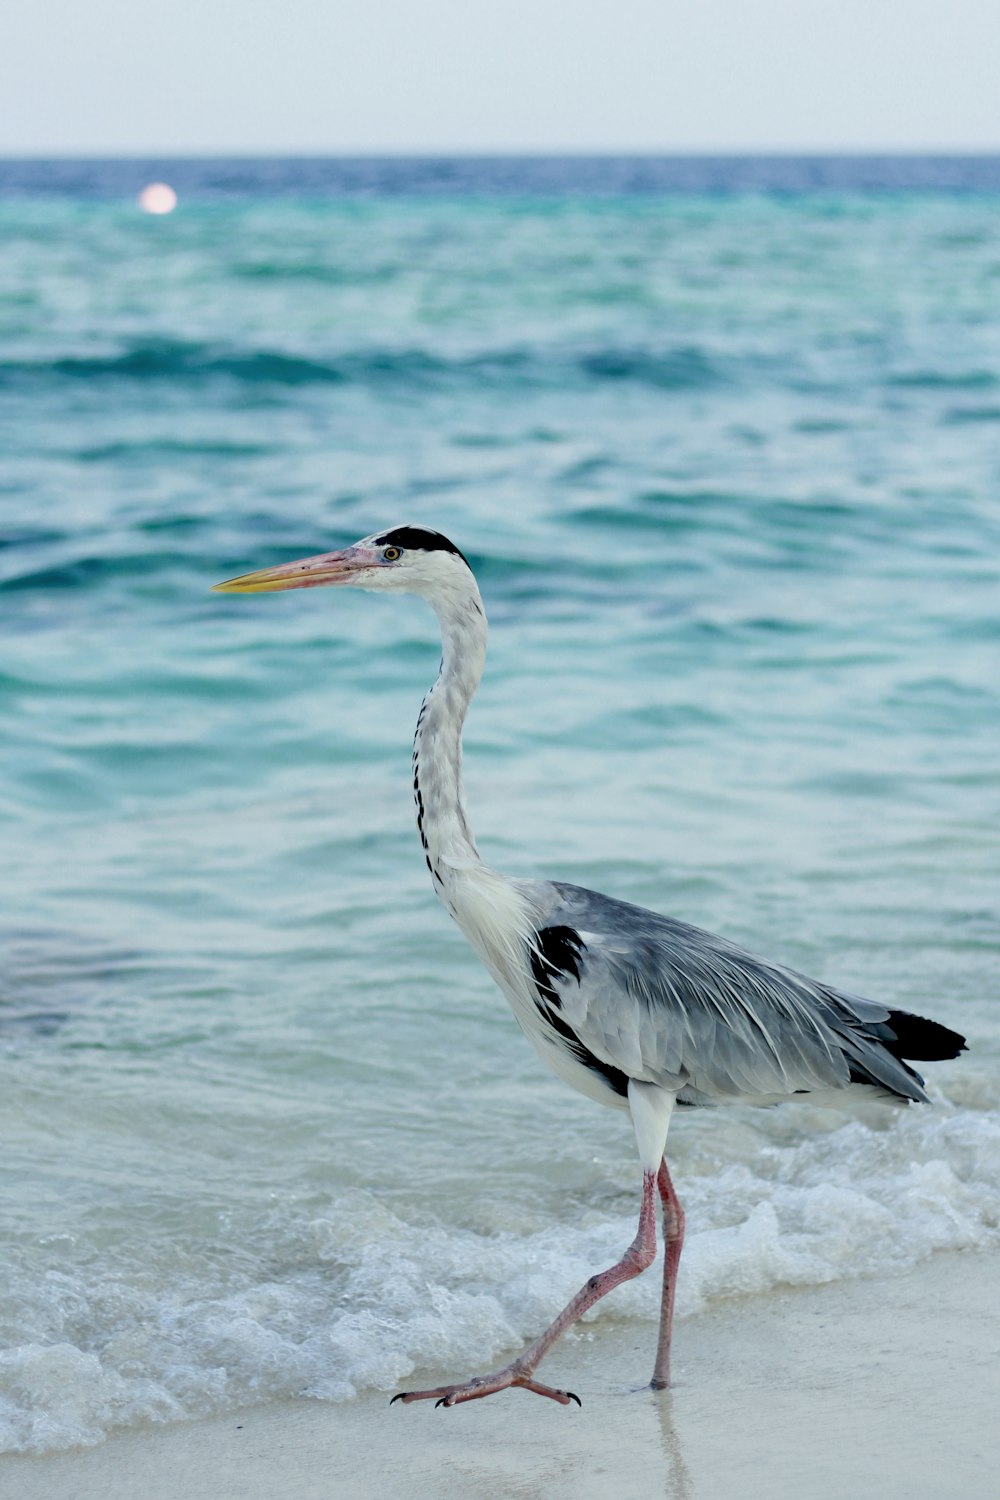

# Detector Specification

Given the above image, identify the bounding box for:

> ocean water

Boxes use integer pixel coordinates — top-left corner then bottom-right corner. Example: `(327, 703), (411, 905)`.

(1, 156), (999, 1453)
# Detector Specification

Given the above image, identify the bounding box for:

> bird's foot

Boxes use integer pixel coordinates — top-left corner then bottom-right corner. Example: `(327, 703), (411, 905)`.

(391, 1366), (580, 1408)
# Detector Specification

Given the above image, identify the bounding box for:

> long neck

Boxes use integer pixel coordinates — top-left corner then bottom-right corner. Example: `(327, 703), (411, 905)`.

(412, 584), (489, 891)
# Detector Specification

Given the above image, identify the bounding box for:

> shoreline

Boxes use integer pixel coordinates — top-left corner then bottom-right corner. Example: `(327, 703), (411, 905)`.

(5, 1247), (998, 1500)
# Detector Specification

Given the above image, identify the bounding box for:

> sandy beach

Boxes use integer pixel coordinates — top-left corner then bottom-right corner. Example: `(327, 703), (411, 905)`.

(5, 1247), (997, 1500)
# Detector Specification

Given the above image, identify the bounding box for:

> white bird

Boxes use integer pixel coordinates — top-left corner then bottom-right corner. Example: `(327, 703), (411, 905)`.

(215, 525), (966, 1409)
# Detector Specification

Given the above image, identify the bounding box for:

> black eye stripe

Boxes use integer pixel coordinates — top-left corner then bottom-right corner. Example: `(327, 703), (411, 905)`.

(373, 527), (470, 567)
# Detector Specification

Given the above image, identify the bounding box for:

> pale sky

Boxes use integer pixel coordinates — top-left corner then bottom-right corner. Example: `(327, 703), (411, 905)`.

(2, 0), (999, 154)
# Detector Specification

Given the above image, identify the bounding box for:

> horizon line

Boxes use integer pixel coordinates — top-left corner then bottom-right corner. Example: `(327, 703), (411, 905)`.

(3, 145), (1000, 161)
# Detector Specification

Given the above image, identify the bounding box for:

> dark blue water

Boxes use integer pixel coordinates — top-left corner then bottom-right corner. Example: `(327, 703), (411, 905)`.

(4, 154), (1000, 201)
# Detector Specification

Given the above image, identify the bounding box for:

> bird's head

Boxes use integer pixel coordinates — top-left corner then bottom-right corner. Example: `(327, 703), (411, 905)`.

(213, 526), (473, 603)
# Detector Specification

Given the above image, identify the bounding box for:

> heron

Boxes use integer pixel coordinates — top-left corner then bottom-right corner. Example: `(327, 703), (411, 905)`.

(214, 525), (966, 1409)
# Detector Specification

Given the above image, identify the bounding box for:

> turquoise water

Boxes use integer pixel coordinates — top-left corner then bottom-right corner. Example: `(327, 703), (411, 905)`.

(2, 162), (999, 1450)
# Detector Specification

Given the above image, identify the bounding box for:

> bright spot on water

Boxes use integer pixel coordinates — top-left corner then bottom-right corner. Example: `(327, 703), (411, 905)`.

(138, 182), (177, 215)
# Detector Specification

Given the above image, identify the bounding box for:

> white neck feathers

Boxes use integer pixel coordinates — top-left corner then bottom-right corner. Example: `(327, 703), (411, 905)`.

(412, 584), (488, 886)
(411, 574), (540, 984)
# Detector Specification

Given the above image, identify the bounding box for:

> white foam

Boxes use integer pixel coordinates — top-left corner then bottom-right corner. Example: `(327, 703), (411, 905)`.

(2, 1101), (998, 1453)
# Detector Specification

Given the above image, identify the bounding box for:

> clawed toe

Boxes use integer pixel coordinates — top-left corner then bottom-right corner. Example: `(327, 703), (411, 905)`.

(389, 1386), (454, 1406)
(389, 1383), (469, 1407)
(390, 1374), (581, 1408)
(517, 1377), (581, 1406)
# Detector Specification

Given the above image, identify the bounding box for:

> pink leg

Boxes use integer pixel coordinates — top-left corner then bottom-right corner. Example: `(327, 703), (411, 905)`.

(392, 1169), (660, 1409)
(650, 1155), (685, 1389)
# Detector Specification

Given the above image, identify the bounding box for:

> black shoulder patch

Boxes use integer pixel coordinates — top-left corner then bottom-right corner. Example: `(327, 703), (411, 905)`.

(531, 926), (584, 1008)
(530, 926), (629, 1100)
(373, 527), (470, 568)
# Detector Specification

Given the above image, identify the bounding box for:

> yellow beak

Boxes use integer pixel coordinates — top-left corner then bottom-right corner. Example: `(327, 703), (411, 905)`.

(213, 546), (366, 594)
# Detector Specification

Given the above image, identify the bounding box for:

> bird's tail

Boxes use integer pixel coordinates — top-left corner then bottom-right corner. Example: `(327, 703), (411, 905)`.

(884, 1009), (967, 1063)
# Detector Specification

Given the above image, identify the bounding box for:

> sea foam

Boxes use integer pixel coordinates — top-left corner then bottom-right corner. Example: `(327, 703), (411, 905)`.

(2, 1100), (996, 1453)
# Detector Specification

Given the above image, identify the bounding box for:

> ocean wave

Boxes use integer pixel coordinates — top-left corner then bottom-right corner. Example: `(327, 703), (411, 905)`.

(942, 405), (1000, 425)
(889, 369), (999, 390)
(0, 551), (183, 593)
(0, 339), (728, 393)
(1, 1100), (996, 1453)
(75, 439), (277, 462)
(577, 346), (722, 388)
(8, 340), (994, 400)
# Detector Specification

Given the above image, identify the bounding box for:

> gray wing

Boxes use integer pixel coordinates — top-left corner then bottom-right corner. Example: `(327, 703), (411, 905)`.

(532, 881), (943, 1106)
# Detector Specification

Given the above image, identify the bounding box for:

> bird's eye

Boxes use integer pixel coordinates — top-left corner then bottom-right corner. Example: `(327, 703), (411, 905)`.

(383, 546), (401, 561)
